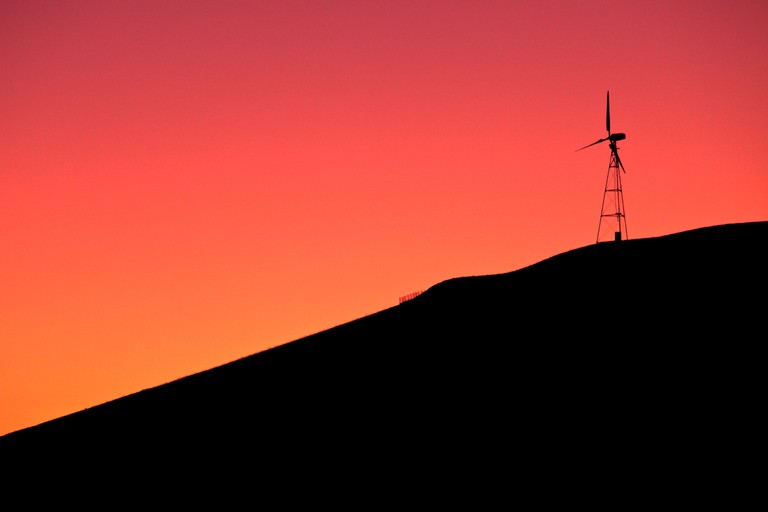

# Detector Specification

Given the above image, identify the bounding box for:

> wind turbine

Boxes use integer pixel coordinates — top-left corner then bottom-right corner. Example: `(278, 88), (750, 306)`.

(577, 90), (629, 243)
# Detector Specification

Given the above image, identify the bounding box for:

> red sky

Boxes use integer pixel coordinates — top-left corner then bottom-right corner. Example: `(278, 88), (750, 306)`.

(2, 0), (767, 436)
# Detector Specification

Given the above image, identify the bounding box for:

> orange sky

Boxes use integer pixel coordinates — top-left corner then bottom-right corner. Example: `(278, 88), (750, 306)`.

(2, 0), (767, 436)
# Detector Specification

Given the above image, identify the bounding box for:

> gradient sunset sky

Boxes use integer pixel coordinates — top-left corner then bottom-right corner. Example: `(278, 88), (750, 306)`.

(2, 1), (767, 436)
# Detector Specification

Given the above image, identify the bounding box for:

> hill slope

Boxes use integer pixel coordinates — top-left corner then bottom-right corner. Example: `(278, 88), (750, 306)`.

(2, 221), (765, 501)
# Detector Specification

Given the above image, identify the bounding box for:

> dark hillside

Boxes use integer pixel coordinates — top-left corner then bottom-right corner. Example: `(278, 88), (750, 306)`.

(2, 221), (765, 502)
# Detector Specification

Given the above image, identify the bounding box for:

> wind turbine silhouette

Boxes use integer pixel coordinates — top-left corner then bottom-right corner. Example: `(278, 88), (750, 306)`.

(577, 90), (629, 243)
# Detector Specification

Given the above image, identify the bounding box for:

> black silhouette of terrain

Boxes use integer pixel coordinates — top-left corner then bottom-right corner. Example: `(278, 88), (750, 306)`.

(2, 221), (765, 502)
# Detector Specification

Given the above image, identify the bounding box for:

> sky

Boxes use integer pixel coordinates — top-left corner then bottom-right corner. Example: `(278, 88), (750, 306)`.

(2, 0), (767, 436)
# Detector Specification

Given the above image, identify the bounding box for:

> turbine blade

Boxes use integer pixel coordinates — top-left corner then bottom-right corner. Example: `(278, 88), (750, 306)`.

(606, 90), (611, 134)
(613, 148), (626, 173)
(576, 138), (607, 151)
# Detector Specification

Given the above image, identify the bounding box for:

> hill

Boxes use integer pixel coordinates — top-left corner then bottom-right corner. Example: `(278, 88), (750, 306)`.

(2, 221), (765, 503)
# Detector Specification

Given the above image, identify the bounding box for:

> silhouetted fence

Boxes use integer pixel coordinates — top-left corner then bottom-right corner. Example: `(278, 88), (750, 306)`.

(399, 290), (423, 304)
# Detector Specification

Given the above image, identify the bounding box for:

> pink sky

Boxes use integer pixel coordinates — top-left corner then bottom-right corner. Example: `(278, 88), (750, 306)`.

(2, 0), (767, 436)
